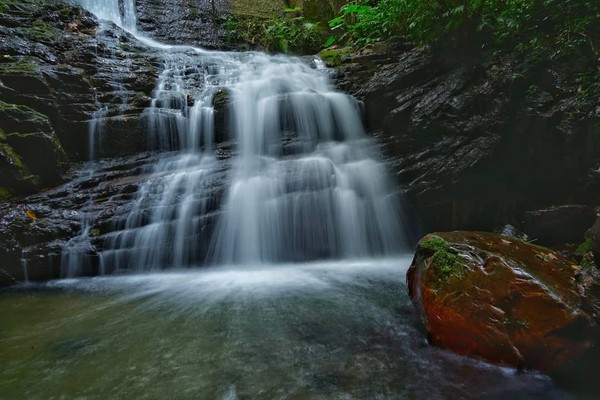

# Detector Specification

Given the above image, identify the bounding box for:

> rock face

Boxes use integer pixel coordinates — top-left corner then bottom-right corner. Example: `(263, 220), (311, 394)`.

(0, 0), (159, 196)
(587, 215), (600, 262)
(334, 43), (600, 234)
(0, 102), (67, 193)
(135, 0), (229, 48)
(523, 205), (597, 245)
(407, 231), (599, 373)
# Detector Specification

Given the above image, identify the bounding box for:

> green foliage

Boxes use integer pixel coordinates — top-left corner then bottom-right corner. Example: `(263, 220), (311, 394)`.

(420, 236), (451, 253)
(420, 236), (462, 285)
(326, 0), (600, 62)
(576, 238), (593, 255)
(581, 257), (594, 269)
(328, 0), (404, 46)
(225, 15), (326, 54)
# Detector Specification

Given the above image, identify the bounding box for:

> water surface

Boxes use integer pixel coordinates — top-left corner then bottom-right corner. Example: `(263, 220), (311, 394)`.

(0, 258), (573, 399)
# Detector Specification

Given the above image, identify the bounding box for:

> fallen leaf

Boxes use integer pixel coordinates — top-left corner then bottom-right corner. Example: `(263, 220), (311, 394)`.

(25, 210), (37, 220)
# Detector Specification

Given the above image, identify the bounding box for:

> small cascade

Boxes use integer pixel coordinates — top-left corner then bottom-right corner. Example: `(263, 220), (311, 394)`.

(88, 107), (107, 162)
(70, 0), (410, 274)
(75, 0), (137, 31)
(60, 103), (106, 277)
(144, 51), (224, 152)
(19, 249), (29, 284)
(61, 211), (94, 278)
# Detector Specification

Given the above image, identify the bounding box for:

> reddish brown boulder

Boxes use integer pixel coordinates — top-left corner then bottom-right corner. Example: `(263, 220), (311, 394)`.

(407, 231), (598, 373)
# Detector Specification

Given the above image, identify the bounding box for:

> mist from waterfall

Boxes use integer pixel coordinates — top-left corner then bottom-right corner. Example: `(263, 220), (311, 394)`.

(64, 0), (410, 276)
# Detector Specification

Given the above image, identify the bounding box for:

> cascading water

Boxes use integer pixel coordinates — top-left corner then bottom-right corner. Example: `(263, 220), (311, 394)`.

(69, 0), (410, 274)
(75, 0), (137, 31)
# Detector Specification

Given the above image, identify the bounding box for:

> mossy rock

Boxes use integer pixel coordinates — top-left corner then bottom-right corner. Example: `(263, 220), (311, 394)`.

(0, 101), (52, 133)
(408, 231), (599, 375)
(230, 0), (286, 18)
(317, 48), (351, 67)
(0, 102), (66, 190)
(18, 19), (61, 44)
(301, 0), (335, 22)
(0, 57), (50, 95)
(212, 89), (231, 143)
(0, 141), (38, 193)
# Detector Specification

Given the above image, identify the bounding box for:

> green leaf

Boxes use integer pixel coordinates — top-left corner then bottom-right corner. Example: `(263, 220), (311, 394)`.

(324, 35), (336, 47)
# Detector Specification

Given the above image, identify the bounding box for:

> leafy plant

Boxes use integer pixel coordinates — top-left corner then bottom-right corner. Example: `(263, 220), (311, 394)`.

(225, 15), (326, 54)
(325, 0), (600, 63)
(576, 238), (593, 255)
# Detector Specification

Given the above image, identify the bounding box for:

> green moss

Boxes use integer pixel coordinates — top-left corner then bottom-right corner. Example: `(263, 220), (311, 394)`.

(0, 142), (26, 171)
(420, 236), (450, 253)
(576, 239), (593, 255)
(0, 186), (13, 200)
(581, 258), (594, 270)
(0, 56), (42, 75)
(213, 90), (230, 107)
(0, 100), (46, 117)
(420, 236), (463, 285)
(317, 48), (351, 66)
(20, 19), (61, 43)
(516, 319), (530, 329)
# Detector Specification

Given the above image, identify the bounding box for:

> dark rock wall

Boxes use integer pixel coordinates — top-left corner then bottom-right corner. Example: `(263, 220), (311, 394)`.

(134, 0), (229, 48)
(335, 43), (600, 234)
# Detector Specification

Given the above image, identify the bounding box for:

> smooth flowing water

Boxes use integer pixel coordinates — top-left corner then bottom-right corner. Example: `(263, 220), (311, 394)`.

(0, 259), (573, 400)
(61, 0), (409, 276)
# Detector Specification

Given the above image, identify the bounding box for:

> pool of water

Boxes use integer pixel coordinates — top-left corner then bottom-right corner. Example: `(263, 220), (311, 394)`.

(0, 258), (575, 399)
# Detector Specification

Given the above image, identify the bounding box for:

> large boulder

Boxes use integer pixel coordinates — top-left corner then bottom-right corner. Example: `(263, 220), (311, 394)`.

(407, 231), (599, 375)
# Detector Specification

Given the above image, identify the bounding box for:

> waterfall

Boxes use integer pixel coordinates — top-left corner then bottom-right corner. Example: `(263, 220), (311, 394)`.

(70, 0), (409, 274)
(75, 0), (137, 31)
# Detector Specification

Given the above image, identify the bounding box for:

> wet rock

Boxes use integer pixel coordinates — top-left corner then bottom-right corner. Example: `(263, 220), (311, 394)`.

(335, 43), (600, 234)
(135, 0), (229, 49)
(0, 148), (232, 286)
(523, 205), (597, 246)
(407, 231), (598, 374)
(0, 0), (161, 196)
(212, 89), (231, 142)
(586, 214), (600, 262)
